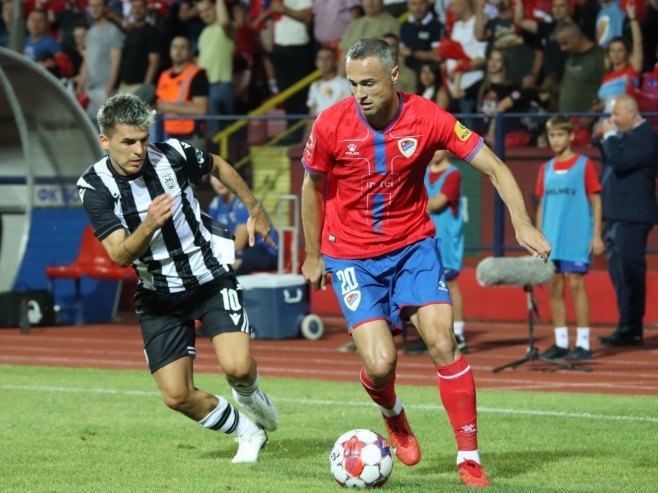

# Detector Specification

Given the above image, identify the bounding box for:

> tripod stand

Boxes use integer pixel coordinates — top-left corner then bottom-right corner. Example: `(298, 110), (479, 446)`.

(492, 285), (592, 373)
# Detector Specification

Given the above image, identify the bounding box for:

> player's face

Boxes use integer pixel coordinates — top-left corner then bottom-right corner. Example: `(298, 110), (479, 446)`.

(100, 124), (150, 177)
(547, 128), (573, 154)
(346, 56), (398, 127)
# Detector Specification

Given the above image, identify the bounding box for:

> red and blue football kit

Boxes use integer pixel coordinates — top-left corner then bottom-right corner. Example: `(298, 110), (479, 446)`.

(302, 92), (483, 260)
(306, 93), (484, 461)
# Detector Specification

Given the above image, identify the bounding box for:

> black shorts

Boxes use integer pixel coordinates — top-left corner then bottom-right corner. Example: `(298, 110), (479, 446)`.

(135, 275), (250, 373)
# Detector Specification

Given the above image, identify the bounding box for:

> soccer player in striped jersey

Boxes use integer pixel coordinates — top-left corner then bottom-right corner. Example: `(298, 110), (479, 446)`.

(77, 94), (278, 464)
(301, 38), (551, 487)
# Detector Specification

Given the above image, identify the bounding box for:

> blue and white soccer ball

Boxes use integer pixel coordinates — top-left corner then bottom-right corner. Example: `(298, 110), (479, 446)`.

(329, 429), (393, 489)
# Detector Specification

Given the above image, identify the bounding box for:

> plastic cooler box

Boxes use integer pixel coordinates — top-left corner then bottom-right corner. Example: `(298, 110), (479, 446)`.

(237, 273), (309, 340)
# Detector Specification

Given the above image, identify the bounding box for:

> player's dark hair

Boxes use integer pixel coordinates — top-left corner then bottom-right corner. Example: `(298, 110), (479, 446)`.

(97, 93), (154, 136)
(345, 38), (397, 72)
(545, 114), (573, 133)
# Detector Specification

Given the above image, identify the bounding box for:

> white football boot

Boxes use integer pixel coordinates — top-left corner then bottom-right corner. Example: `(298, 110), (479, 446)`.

(231, 428), (268, 464)
(232, 388), (279, 432)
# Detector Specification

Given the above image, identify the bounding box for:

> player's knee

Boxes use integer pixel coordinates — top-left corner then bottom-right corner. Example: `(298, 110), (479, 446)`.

(223, 359), (253, 382)
(426, 333), (457, 359)
(162, 388), (195, 412)
(365, 357), (396, 382)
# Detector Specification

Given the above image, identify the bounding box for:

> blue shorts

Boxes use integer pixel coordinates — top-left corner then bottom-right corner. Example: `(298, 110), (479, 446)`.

(553, 260), (589, 274)
(324, 237), (452, 333)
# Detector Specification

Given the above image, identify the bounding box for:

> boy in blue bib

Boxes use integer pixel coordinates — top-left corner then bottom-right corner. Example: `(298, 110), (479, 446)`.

(535, 115), (605, 360)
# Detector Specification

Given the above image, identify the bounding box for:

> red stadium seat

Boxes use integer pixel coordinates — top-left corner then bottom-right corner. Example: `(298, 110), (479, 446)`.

(45, 225), (137, 323)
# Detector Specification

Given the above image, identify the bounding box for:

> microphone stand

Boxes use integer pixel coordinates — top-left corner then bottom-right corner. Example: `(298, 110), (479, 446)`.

(492, 285), (592, 373)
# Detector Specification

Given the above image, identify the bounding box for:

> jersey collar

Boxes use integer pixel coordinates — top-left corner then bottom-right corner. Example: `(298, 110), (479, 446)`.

(355, 92), (404, 134)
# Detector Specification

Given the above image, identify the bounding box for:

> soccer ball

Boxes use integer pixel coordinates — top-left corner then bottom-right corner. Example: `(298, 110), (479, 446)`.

(329, 429), (393, 489)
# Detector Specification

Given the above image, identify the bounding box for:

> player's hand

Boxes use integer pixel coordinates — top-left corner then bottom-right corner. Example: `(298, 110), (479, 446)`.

(516, 222), (551, 262)
(144, 193), (175, 233)
(590, 236), (606, 256)
(247, 204), (277, 249)
(302, 254), (327, 291)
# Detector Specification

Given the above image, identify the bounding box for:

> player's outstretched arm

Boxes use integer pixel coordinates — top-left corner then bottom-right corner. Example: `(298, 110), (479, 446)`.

(470, 145), (552, 261)
(210, 154), (276, 249)
(301, 171), (327, 290)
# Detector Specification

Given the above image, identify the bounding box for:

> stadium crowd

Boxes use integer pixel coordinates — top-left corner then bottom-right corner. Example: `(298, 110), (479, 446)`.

(3, 0), (658, 147)
(0, 0), (658, 350)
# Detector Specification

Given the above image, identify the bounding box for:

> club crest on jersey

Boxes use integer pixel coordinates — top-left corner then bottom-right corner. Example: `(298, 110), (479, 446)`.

(343, 290), (361, 311)
(157, 170), (178, 192)
(398, 138), (417, 158)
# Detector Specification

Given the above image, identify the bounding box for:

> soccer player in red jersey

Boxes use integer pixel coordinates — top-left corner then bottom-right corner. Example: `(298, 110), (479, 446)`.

(301, 38), (551, 487)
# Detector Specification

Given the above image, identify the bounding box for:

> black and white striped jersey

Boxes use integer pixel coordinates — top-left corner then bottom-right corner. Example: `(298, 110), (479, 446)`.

(77, 138), (230, 293)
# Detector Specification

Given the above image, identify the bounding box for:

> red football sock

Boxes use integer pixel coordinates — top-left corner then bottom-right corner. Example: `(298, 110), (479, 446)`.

(436, 355), (478, 451)
(359, 367), (397, 410)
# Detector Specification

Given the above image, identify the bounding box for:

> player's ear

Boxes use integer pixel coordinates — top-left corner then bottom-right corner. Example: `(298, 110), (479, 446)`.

(391, 65), (399, 85)
(99, 133), (109, 151)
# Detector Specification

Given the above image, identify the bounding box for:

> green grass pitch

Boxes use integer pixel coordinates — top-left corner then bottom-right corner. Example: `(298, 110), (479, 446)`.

(1, 365), (657, 492)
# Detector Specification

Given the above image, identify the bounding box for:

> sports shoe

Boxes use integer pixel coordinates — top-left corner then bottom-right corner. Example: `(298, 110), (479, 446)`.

(232, 388), (279, 432)
(457, 459), (491, 487)
(540, 344), (569, 360)
(231, 428), (268, 464)
(404, 338), (428, 355)
(563, 346), (594, 360)
(382, 409), (421, 466)
(456, 334), (469, 354)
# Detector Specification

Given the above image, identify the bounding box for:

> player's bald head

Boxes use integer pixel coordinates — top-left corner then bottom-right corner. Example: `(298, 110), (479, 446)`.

(346, 38), (397, 74)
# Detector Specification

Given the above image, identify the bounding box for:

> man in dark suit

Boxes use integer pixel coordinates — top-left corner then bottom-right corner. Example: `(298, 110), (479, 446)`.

(598, 95), (658, 346)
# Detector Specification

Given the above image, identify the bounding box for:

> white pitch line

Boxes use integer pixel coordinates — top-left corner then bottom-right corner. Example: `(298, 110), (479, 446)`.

(1, 383), (657, 423)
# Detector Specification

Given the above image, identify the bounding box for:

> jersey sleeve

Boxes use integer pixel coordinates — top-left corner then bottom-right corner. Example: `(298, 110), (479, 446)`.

(535, 163), (546, 197)
(433, 106), (484, 162)
(584, 157), (602, 194)
(77, 179), (124, 241)
(302, 111), (332, 175)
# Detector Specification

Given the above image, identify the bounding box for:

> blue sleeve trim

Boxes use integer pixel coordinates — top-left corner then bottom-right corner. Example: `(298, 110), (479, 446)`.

(464, 136), (484, 163)
(301, 158), (327, 176)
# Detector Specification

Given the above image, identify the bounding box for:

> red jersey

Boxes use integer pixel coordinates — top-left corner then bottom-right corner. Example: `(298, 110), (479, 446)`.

(535, 154), (602, 197)
(302, 93), (483, 259)
(429, 168), (461, 217)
